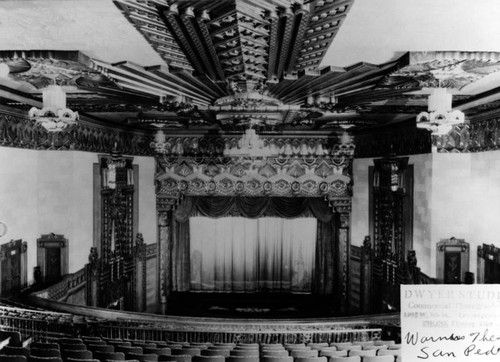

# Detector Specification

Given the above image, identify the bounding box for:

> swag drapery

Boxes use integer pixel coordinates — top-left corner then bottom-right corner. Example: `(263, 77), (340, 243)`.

(171, 196), (337, 295)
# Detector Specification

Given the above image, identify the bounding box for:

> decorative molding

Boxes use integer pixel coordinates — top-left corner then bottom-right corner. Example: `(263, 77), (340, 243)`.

(434, 118), (500, 153)
(383, 51), (500, 90)
(0, 109), (153, 155)
(478, 243), (500, 262)
(146, 243), (158, 259)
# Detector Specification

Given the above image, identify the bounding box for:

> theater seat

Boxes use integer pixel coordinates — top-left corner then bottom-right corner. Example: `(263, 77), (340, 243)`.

(319, 350), (347, 358)
(230, 350), (259, 357)
(201, 349), (230, 357)
(374, 341), (395, 347)
(107, 340), (132, 347)
(329, 357), (360, 362)
(176, 348), (201, 356)
(377, 349), (401, 357)
(29, 348), (61, 358)
(1, 346), (30, 358)
(93, 351), (126, 361)
(62, 349), (93, 360)
(0, 355), (27, 362)
(226, 356), (259, 362)
(260, 350), (289, 357)
(60, 343), (87, 351)
(159, 353), (193, 362)
(261, 356), (294, 362)
(290, 349), (318, 358)
(87, 344), (114, 353)
(30, 343), (60, 350)
(348, 349), (376, 357)
(363, 356), (396, 362)
(193, 355), (225, 362)
(28, 357), (62, 362)
(115, 345), (143, 355)
(127, 352), (159, 361)
(143, 347), (171, 356)
(293, 356), (327, 362)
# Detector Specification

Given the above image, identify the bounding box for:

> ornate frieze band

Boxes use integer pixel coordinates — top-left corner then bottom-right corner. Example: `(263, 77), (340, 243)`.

(434, 119), (500, 153)
(0, 109), (152, 155)
(155, 153), (353, 201)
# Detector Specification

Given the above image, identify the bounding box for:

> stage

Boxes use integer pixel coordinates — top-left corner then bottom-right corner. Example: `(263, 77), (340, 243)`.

(167, 292), (338, 318)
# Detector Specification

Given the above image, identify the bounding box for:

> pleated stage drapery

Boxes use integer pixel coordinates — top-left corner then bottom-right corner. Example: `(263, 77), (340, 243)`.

(172, 196), (338, 295)
(189, 217), (317, 292)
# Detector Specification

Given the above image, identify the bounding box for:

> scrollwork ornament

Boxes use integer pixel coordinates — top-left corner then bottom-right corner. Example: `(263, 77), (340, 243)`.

(319, 181), (329, 194)
(290, 181), (300, 194)
(179, 180), (189, 192)
(263, 181), (273, 193)
(206, 180), (217, 193)
(234, 180), (244, 193)
(339, 213), (350, 228)
(158, 211), (170, 227)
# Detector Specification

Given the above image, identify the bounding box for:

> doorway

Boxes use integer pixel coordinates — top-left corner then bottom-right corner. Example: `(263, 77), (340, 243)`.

(0, 239), (28, 296)
(37, 233), (68, 285)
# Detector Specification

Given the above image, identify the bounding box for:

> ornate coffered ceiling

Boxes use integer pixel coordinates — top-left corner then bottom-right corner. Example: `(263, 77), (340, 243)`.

(1, 0), (500, 139)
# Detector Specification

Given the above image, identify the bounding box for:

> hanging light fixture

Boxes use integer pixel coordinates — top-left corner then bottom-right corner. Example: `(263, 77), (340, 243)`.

(416, 87), (466, 135)
(28, 84), (79, 132)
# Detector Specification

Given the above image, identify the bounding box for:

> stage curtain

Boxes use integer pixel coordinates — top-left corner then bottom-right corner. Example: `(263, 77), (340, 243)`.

(190, 216), (317, 292)
(314, 217), (336, 295)
(172, 216), (191, 291)
(173, 196), (337, 294)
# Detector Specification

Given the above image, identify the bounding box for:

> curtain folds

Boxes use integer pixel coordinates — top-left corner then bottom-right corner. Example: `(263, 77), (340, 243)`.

(314, 218), (336, 294)
(190, 217), (317, 292)
(174, 196), (334, 222)
(171, 196), (337, 295)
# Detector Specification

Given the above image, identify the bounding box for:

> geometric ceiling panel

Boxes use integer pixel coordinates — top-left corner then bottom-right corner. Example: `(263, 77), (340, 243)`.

(2, 1), (500, 136)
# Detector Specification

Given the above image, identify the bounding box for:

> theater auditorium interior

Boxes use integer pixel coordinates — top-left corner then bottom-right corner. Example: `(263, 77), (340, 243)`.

(1, 0), (500, 361)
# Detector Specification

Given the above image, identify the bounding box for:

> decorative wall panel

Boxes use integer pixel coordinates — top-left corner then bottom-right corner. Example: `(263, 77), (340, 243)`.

(369, 157), (414, 313)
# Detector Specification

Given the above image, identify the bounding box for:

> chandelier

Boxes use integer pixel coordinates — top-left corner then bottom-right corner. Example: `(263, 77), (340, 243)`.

(224, 127), (277, 158)
(28, 84), (79, 132)
(416, 88), (466, 135)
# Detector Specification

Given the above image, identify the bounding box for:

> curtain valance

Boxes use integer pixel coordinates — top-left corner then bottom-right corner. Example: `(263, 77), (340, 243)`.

(174, 196), (334, 223)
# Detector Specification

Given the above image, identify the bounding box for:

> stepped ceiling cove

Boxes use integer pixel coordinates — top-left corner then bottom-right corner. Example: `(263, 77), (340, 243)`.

(1, 0), (500, 138)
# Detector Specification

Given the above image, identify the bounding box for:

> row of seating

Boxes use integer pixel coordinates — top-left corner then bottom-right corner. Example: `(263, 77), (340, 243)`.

(0, 336), (403, 362)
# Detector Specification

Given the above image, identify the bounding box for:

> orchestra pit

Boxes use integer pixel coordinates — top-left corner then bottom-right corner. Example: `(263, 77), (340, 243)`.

(1, 1), (500, 361)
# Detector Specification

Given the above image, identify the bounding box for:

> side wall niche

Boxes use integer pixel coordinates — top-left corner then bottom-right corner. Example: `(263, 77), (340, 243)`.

(37, 233), (68, 285)
(436, 237), (470, 284)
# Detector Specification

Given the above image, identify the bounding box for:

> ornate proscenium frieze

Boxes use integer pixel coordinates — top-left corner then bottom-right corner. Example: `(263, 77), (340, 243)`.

(155, 150), (353, 200)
